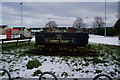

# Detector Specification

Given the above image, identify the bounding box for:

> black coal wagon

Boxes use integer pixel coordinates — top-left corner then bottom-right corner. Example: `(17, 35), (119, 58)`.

(35, 32), (89, 52)
(35, 32), (89, 46)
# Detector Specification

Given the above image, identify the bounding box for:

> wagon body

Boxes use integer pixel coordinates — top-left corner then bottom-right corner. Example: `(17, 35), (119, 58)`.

(35, 32), (89, 46)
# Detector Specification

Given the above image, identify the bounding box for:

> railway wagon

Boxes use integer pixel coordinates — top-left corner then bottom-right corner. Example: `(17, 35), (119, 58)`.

(33, 32), (97, 56)
(35, 32), (89, 49)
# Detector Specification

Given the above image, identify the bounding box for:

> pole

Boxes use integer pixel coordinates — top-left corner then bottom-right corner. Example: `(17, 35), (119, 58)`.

(118, 1), (120, 19)
(20, 2), (23, 37)
(104, 0), (107, 36)
(118, 1), (120, 45)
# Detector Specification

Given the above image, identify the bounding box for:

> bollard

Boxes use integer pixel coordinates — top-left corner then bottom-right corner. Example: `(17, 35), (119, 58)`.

(0, 69), (12, 80)
(39, 72), (58, 80)
(93, 74), (113, 80)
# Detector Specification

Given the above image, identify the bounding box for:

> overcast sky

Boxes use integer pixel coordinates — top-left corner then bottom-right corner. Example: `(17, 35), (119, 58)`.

(1, 1), (119, 28)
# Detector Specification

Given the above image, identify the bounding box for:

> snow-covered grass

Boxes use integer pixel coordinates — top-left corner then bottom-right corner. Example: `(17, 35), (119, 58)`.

(89, 34), (119, 46)
(0, 43), (120, 79)
(0, 34), (120, 79)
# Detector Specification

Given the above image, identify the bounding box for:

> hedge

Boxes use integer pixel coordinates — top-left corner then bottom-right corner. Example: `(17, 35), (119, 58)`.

(90, 28), (117, 36)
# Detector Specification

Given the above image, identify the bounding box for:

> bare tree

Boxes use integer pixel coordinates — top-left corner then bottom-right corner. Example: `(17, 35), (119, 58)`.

(45, 21), (58, 28)
(93, 17), (105, 28)
(72, 17), (86, 28)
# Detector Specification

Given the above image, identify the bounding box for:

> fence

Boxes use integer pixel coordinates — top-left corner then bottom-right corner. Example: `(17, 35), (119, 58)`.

(0, 69), (116, 80)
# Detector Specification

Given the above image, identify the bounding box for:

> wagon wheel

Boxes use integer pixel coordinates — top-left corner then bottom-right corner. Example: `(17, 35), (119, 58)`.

(93, 74), (113, 80)
(39, 72), (58, 80)
(0, 69), (12, 80)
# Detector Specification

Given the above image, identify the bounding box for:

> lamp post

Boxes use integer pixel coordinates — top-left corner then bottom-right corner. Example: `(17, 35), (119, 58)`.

(20, 2), (23, 37)
(118, 1), (120, 45)
(118, 1), (120, 19)
(104, 0), (107, 36)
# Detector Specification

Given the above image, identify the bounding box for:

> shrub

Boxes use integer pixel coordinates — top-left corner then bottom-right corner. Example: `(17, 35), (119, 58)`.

(106, 28), (117, 36)
(26, 59), (42, 69)
(61, 72), (68, 77)
(91, 28), (117, 36)
(32, 70), (42, 76)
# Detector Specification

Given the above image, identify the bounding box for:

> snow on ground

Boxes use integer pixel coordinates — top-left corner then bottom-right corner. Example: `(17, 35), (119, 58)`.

(0, 54), (119, 78)
(0, 34), (120, 78)
(0, 35), (6, 39)
(89, 34), (119, 46)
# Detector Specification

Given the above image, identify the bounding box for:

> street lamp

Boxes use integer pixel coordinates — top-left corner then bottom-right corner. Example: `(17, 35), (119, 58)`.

(20, 2), (23, 37)
(104, 0), (107, 36)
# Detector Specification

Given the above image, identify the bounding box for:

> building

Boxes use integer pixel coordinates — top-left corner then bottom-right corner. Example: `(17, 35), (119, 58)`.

(0, 25), (10, 35)
(13, 27), (26, 31)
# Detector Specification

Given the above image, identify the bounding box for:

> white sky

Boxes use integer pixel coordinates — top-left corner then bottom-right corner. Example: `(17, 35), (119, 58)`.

(0, 0), (119, 28)
(1, 0), (120, 2)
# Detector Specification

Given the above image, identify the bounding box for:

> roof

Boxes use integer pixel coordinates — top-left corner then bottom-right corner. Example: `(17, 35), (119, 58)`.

(0, 25), (8, 28)
(13, 27), (26, 30)
(10, 29), (20, 31)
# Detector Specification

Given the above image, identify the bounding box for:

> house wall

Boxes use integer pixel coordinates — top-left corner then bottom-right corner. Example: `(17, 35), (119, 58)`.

(0, 26), (10, 35)
(0, 28), (5, 35)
